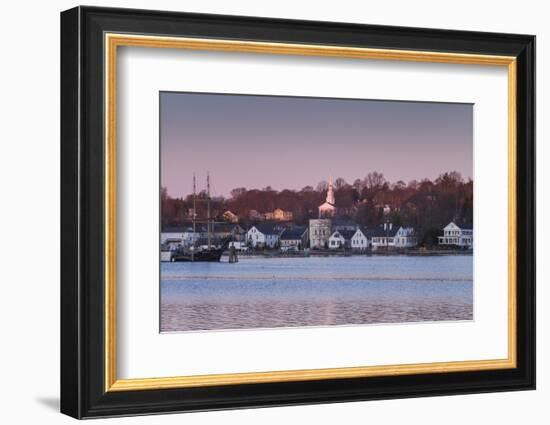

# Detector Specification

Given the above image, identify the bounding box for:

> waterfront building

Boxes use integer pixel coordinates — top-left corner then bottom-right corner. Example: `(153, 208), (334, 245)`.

(247, 223), (281, 248)
(309, 219), (332, 249)
(162, 223), (243, 248)
(438, 222), (473, 248)
(369, 223), (399, 249)
(318, 176), (336, 218)
(328, 230), (355, 249)
(161, 229), (183, 245)
(351, 228), (369, 250)
(280, 226), (308, 250)
(393, 226), (418, 247)
(368, 223), (418, 249)
(161, 225), (199, 247)
(162, 238), (182, 251)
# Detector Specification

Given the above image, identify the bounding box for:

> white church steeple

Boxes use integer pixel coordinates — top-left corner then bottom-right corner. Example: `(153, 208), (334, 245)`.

(326, 175), (335, 205)
(318, 175), (336, 218)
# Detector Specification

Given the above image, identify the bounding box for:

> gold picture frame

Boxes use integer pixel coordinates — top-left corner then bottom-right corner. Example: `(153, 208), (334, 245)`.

(104, 33), (517, 392)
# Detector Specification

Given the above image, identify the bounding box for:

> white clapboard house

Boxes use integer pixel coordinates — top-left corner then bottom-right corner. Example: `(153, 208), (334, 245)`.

(393, 226), (418, 248)
(438, 222), (473, 248)
(368, 223), (417, 249)
(328, 230), (355, 249)
(351, 227), (369, 250)
(247, 223), (281, 248)
(279, 226), (308, 251)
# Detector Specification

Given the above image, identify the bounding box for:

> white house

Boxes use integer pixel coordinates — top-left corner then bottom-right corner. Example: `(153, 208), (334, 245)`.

(161, 227), (183, 245)
(246, 223), (280, 248)
(161, 226), (199, 248)
(369, 224), (418, 249)
(309, 219), (332, 249)
(369, 223), (398, 249)
(280, 226), (308, 250)
(328, 231), (345, 249)
(393, 227), (418, 248)
(328, 230), (355, 249)
(351, 228), (369, 250)
(161, 231), (182, 245)
(162, 238), (182, 251)
(438, 222), (473, 248)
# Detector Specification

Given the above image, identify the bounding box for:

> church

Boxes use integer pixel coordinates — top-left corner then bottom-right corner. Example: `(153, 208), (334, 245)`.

(318, 176), (336, 218)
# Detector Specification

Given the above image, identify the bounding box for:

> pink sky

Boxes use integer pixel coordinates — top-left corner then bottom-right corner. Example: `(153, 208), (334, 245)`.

(161, 92), (473, 198)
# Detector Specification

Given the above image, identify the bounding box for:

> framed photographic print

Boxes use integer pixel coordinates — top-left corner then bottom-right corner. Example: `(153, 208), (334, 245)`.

(60, 6), (535, 419)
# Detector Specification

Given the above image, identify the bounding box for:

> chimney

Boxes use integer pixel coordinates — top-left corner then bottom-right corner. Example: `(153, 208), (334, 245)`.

(389, 223), (393, 230)
(383, 223), (387, 230)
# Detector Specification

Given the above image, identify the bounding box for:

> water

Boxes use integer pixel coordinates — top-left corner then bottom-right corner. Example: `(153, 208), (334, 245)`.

(160, 255), (473, 332)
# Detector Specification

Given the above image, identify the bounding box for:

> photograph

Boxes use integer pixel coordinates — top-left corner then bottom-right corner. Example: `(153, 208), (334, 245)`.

(159, 92), (474, 332)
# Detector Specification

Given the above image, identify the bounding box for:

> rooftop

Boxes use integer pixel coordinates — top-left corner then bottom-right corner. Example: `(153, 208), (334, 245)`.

(280, 226), (307, 240)
(331, 229), (357, 240)
(251, 223), (281, 235)
(363, 225), (399, 238)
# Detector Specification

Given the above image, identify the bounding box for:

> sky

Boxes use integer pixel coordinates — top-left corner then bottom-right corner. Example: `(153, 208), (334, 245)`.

(160, 92), (473, 198)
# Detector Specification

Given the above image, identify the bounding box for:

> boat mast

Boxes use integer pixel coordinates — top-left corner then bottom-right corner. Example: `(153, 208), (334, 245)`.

(207, 171), (211, 249)
(192, 172), (196, 262)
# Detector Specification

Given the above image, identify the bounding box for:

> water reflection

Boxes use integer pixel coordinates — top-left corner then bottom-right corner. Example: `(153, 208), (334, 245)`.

(160, 256), (473, 332)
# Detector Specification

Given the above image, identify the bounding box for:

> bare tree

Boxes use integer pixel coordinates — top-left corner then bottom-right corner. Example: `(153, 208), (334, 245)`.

(316, 181), (328, 192)
(392, 180), (406, 191)
(407, 179), (419, 190)
(448, 171), (463, 184)
(334, 177), (348, 189)
(363, 171), (386, 190)
(230, 187), (247, 199)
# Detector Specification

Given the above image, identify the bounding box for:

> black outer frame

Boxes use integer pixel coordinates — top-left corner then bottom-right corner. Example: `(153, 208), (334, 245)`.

(60, 6), (535, 419)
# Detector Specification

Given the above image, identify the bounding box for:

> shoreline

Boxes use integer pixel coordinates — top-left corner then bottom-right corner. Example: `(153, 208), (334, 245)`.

(223, 249), (472, 259)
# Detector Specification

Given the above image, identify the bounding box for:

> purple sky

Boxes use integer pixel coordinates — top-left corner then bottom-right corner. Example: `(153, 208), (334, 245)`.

(160, 92), (472, 198)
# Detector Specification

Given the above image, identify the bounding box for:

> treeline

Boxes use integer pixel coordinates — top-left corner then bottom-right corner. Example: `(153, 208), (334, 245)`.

(161, 171), (473, 246)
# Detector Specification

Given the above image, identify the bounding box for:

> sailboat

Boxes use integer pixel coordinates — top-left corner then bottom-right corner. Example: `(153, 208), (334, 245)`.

(170, 238), (231, 262)
(170, 172), (231, 262)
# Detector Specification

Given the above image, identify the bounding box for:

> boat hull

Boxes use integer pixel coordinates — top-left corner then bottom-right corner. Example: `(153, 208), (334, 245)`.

(171, 249), (224, 262)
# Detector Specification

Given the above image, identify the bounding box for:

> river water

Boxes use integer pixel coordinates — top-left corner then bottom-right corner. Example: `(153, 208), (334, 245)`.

(160, 255), (473, 332)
